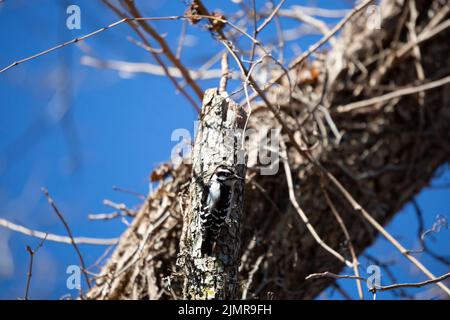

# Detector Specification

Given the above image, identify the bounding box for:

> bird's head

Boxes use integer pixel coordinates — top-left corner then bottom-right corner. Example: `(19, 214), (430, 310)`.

(211, 165), (244, 185)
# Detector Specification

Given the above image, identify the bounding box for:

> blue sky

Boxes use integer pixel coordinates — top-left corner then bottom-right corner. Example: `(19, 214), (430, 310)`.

(0, 0), (448, 299)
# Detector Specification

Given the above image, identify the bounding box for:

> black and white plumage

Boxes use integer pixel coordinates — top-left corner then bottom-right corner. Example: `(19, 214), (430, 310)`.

(200, 165), (242, 255)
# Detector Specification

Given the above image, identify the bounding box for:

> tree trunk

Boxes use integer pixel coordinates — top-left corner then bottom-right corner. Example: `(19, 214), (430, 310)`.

(87, 0), (450, 299)
(180, 88), (247, 299)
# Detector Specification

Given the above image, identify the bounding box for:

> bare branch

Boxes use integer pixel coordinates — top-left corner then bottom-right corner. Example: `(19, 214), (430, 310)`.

(81, 56), (231, 80)
(337, 75), (450, 113)
(257, 0), (285, 33)
(42, 188), (92, 289)
(112, 186), (146, 200)
(321, 182), (364, 299)
(377, 272), (450, 293)
(0, 15), (183, 74)
(0, 218), (118, 245)
(24, 235), (48, 300)
(281, 141), (353, 267)
(307, 271), (450, 294)
(306, 271), (365, 281)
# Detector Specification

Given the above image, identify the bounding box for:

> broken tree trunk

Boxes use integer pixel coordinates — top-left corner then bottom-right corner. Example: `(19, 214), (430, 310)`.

(180, 88), (247, 299)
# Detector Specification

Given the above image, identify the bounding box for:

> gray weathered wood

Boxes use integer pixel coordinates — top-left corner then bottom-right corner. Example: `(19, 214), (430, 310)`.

(180, 88), (247, 299)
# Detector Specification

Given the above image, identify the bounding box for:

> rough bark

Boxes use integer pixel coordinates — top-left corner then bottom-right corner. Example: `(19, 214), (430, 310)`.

(180, 89), (247, 299)
(87, 0), (450, 299)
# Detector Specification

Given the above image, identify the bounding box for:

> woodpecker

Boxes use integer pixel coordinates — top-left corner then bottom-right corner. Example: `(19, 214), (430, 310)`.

(200, 165), (243, 255)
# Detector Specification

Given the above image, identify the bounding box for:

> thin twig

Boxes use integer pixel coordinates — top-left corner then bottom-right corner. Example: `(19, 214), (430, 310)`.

(248, 0), (257, 70)
(407, 213), (450, 266)
(280, 141), (353, 267)
(24, 234), (48, 300)
(321, 181), (364, 299)
(41, 188), (92, 289)
(307, 271), (450, 293)
(257, 0), (285, 33)
(112, 185), (146, 200)
(306, 271), (365, 281)
(0, 15), (183, 74)
(337, 75), (450, 113)
(376, 272), (450, 292)
(242, 255), (265, 299)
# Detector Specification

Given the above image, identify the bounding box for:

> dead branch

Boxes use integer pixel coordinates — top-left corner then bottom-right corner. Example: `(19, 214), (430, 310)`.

(321, 181), (364, 299)
(337, 75), (450, 113)
(306, 271), (450, 294)
(42, 188), (92, 289)
(24, 235), (47, 300)
(80, 56), (234, 80)
(280, 141), (353, 267)
(0, 218), (118, 245)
